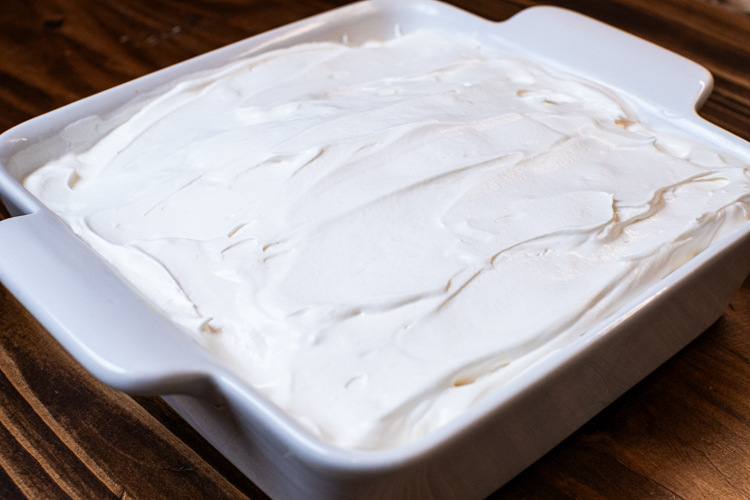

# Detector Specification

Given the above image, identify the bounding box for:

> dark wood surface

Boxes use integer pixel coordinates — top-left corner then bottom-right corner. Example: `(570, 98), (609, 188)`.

(1, 0), (750, 498)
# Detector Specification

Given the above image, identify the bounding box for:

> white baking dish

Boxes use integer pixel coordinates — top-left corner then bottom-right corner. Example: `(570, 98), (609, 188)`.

(2, 1), (750, 498)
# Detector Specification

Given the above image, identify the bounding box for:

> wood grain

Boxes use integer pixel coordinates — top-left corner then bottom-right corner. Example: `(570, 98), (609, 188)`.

(0, 285), (259, 499)
(1, 0), (750, 498)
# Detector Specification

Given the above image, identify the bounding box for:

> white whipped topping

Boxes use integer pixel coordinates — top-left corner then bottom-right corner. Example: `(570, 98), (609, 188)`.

(24, 31), (750, 450)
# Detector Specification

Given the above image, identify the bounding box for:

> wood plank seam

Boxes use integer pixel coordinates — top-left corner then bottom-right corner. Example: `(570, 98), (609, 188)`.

(0, 446), (40, 499)
(0, 461), (26, 500)
(0, 417), (68, 499)
(0, 346), (123, 499)
(0, 403), (82, 499)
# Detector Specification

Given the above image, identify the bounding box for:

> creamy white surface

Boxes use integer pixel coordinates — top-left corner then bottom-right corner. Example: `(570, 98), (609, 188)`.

(24, 31), (750, 450)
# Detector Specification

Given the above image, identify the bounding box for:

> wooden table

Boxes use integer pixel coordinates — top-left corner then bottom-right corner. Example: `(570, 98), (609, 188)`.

(1, 0), (750, 498)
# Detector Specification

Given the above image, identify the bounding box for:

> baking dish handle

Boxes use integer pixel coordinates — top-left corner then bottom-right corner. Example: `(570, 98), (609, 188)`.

(0, 211), (214, 395)
(495, 5), (714, 113)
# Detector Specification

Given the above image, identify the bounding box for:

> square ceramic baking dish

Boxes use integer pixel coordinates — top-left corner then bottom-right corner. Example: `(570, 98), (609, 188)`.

(2, 1), (750, 498)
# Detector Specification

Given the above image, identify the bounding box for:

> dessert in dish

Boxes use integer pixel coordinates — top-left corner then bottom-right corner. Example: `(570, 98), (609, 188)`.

(23, 30), (750, 450)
